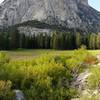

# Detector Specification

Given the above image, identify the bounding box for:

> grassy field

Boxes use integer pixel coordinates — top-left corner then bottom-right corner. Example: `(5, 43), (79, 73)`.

(1, 49), (100, 60)
(0, 49), (100, 99)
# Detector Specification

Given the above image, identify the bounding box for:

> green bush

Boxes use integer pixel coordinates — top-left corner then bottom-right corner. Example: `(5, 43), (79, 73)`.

(66, 47), (89, 74)
(0, 52), (10, 80)
(0, 52), (9, 66)
(0, 48), (94, 100)
(24, 66), (74, 100)
(0, 80), (14, 100)
(5, 56), (73, 100)
(87, 67), (100, 90)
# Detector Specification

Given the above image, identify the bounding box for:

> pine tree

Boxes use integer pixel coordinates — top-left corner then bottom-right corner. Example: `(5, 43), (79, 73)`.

(76, 33), (82, 49)
(0, 32), (4, 50)
(44, 33), (50, 49)
(59, 33), (65, 49)
(52, 32), (59, 49)
(89, 34), (96, 49)
(50, 32), (56, 49)
(96, 34), (100, 49)
(85, 33), (90, 49)
(39, 33), (45, 48)
(9, 29), (20, 49)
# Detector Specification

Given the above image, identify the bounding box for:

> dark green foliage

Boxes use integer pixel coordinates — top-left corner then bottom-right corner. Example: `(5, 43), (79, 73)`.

(76, 33), (82, 48)
(0, 27), (100, 50)
(9, 29), (20, 49)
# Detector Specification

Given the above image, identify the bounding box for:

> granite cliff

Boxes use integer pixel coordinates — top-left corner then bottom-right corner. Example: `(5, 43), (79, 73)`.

(0, 0), (100, 33)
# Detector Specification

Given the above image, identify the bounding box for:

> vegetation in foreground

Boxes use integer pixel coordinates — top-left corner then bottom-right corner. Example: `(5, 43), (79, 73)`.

(0, 47), (99, 100)
(1, 49), (100, 60)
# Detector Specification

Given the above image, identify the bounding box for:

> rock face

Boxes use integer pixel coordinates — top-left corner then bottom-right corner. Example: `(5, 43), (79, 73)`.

(72, 70), (91, 90)
(0, 0), (100, 32)
(14, 90), (25, 100)
(18, 26), (51, 36)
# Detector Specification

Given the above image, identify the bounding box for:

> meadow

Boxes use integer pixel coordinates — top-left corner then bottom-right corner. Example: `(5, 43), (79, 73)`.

(1, 49), (100, 60)
(0, 48), (100, 100)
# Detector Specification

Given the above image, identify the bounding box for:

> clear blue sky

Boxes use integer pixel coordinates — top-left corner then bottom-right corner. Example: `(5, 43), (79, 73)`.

(89, 0), (100, 11)
(0, 0), (100, 11)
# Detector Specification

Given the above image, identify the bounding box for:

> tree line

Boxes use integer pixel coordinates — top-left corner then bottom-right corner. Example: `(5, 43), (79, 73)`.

(0, 29), (100, 50)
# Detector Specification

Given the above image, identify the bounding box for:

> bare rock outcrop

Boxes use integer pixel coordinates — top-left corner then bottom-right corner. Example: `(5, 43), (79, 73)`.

(0, 0), (100, 33)
(72, 70), (91, 90)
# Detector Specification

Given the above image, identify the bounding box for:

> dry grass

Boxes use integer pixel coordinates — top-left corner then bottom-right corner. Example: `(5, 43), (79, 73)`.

(0, 49), (100, 60)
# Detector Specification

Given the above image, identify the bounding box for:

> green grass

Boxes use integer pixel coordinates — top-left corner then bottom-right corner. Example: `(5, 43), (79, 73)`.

(89, 50), (100, 55)
(0, 49), (100, 60)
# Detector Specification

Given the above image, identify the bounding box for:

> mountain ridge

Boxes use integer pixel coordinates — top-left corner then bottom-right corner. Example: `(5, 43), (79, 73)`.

(0, 0), (100, 33)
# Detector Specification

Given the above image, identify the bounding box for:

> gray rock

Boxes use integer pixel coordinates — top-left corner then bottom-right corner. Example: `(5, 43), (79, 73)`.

(14, 90), (25, 100)
(72, 70), (91, 90)
(18, 26), (52, 36)
(0, 0), (100, 32)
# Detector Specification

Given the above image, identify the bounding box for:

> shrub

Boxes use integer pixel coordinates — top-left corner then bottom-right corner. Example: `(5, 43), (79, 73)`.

(0, 49), (93, 100)
(7, 59), (73, 100)
(66, 47), (89, 74)
(0, 52), (9, 66)
(0, 80), (14, 100)
(87, 67), (100, 90)
(3, 55), (75, 100)
(0, 52), (10, 80)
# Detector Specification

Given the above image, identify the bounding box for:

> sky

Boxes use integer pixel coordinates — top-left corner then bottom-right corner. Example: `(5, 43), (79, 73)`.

(89, 0), (100, 11)
(0, 0), (4, 4)
(0, 0), (100, 11)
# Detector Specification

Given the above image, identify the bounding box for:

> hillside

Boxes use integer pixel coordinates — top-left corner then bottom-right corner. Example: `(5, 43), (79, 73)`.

(0, 0), (100, 33)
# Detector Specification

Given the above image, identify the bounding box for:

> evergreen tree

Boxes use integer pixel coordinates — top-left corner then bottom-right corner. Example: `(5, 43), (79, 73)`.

(39, 33), (45, 48)
(85, 33), (90, 49)
(65, 32), (74, 49)
(19, 33), (24, 48)
(0, 33), (4, 50)
(89, 34), (96, 49)
(96, 34), (100, 49)
(59, 33), (65, 49)
(76, 33), (82, 49)
(9, 29), (20, 49)
(44, 33), (50, 49)
(52, 32), (59, 49)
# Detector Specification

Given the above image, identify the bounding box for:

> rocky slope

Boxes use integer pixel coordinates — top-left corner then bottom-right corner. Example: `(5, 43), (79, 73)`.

(0, 0), (100, 33)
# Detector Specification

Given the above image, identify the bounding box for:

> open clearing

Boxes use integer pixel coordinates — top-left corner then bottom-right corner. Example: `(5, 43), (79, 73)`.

(1, 49), (100, 60)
